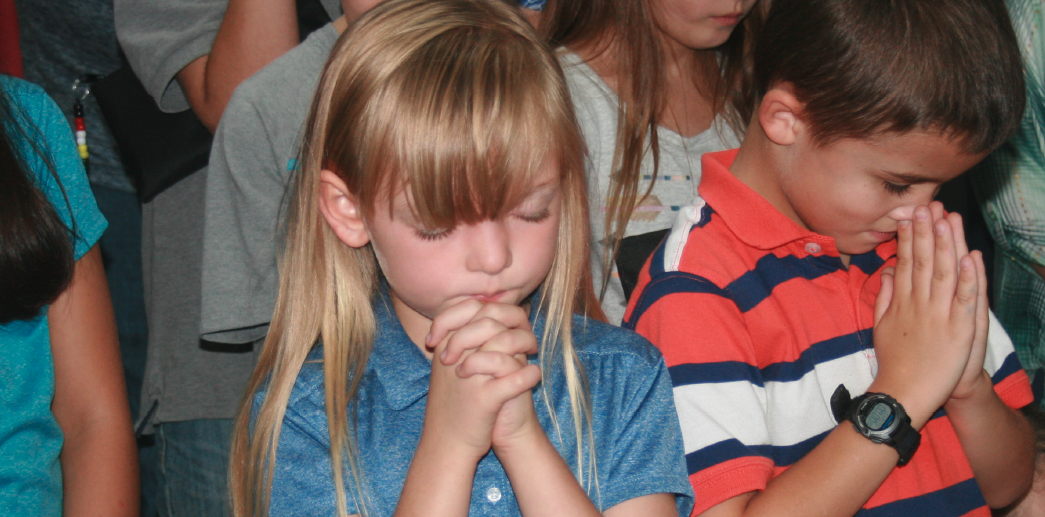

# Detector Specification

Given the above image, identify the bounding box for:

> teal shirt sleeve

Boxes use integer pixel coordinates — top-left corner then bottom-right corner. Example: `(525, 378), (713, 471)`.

(2, 76), (107, 258)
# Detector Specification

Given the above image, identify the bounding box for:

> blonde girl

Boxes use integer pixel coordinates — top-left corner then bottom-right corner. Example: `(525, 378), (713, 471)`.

(229, 0), (692, 515)
(539, 0), (768, 323)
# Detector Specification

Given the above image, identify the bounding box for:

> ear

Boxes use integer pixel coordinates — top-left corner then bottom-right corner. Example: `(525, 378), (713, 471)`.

(758, 83), (806, 147)
(318, 169), (371, 248)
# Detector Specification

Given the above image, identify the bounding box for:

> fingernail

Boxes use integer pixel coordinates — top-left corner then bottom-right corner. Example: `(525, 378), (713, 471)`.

(934, 221), (947, 234)
(898, 220), (911, 228)
(425, 333), (431, 345)
(440, 350), (447, 361)
(915, 208), (928, 221)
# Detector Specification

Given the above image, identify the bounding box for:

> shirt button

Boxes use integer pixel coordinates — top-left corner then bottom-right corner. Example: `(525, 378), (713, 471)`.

(486, 486), (502, 503)
(805, 242), (822, 254)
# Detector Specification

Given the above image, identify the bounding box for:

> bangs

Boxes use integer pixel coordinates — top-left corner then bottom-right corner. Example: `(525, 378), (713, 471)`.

(340, 24), (576, 229)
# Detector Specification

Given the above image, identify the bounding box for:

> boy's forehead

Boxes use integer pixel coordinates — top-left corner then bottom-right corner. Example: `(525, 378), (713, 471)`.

(805, 129), (987, 182)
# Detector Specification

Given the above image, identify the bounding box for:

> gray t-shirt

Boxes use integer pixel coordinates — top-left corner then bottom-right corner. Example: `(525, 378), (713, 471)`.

(114, 0), (342, 427)
(115, 0), (342, 112)
(560, 52), (741, 324)
(17, 0), (134, 192)
(201, 25), (340, 344)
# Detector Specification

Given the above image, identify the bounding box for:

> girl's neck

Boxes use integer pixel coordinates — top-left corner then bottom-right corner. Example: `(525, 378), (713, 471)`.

(573, 31), (720, 138)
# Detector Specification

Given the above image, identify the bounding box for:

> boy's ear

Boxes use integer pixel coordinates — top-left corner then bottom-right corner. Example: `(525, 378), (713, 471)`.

(318, 169), (371, 248)
(758, 83), (806, 147)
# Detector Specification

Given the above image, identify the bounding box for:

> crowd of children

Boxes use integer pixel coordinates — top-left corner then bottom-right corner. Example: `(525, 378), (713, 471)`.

(2, 0), (1045, 516)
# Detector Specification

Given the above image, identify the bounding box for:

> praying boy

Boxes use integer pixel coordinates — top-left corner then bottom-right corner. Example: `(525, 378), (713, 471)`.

(624, 0), (1037, 515)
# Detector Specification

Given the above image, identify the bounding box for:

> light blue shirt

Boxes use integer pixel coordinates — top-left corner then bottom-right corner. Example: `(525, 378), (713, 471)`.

(0, 76), (108, 517)
(261, 287), (694, 516)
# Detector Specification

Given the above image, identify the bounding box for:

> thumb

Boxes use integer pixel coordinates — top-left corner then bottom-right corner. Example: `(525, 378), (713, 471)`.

(875, 266), (895, 327)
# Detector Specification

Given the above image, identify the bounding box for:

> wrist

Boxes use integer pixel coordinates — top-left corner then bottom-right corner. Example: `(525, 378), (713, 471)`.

(491, 418), (547, 460)
(865, 379), (936, 430)
(945, 370), (993, 408)
(418, 423), (489, 465)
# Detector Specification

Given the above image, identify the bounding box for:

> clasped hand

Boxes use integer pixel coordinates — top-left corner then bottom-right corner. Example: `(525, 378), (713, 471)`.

(871, 202), (990, 428)
(421, 299), (544, 462)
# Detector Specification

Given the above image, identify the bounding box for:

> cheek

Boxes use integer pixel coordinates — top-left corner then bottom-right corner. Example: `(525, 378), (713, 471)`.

(515, 215), (561, 281)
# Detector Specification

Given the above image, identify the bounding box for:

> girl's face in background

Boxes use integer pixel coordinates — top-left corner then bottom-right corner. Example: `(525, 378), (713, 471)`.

(650, 0), (758, 50)
(366, 163), (562, 346)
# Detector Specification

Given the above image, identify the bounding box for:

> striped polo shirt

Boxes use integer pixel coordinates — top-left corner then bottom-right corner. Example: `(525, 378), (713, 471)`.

(623, 149), (1033, 516)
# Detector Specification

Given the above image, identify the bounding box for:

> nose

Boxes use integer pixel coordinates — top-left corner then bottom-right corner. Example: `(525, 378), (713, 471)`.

(464, 220), (512, 274)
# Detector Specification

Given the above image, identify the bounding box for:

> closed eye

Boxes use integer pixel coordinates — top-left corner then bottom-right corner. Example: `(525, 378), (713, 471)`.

(515, 208), (551, 223)
(413, 227), (453, 241)
(883, 181), (912, 196)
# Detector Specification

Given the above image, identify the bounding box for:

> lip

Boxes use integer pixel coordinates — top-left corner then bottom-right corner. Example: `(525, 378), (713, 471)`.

(472, 291), (508, 303)
(711, 13), (743, 25)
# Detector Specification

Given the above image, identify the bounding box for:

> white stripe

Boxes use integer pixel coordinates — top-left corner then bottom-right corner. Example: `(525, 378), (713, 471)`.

(674, 380), (769, 454)
(673, 349), (877, 454)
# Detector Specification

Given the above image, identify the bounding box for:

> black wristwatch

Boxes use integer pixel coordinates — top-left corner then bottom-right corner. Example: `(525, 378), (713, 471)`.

(831, 384), (921, 466)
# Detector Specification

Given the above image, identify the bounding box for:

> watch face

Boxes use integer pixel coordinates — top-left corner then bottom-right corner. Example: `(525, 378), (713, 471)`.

(865, 402), (895, 431)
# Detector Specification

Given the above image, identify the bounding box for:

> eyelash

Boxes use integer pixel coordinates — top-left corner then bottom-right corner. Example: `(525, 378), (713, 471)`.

(413, 227), (452, 241)
(411, 209), (550, 241)
(516, 208), (551, 223)
(883, 181), (912, 196)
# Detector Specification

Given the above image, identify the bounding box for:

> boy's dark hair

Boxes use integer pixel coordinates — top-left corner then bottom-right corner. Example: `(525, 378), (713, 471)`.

(755, 0), (1025, 153)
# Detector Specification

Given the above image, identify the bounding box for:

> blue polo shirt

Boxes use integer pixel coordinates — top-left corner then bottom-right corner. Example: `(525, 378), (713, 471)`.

(261, 289), (694, 516)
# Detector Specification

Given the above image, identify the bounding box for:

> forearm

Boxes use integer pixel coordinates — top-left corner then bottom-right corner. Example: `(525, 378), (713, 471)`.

(60, 414), (140, 516)
(178, 0), (298, 131)
(395, 434), (478, 517)
(945, 371), (1035, 508)
(494, 422), (601, 517)
(50, 247), (138, 516)
(725, 422), (896, 517)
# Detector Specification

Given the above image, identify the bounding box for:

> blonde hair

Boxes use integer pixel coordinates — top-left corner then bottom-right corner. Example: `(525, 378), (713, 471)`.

(229, 0), (605, 515)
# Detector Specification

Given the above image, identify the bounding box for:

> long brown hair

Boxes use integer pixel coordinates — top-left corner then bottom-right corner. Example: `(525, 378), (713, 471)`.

(229, 1), (603, 515)
(541, 0), (768, 297)
(0, 79), (75, 324)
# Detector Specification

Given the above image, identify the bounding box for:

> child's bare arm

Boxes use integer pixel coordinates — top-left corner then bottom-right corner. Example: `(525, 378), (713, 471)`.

(943, 238), (1034, 507)
(174, 0), (299, 132)
(946, 370), (1034, 507)
(432, 302), (679, 516)
(395, 301), (542, 517)
(49, 246), (139, 516)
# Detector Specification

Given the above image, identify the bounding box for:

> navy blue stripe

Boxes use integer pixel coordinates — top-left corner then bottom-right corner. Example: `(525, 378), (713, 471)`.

(669, 329), (873, 388)
(623, 272), (727, 330)
(849, 250), (887, 275)
(728, 254), (842, 313)
(992, 352), (1024, 386)
(760, 329), (873, 383)
(686, 430), (831, 475)
(669, 361), (764, 388)
(855, 478), (985, 517)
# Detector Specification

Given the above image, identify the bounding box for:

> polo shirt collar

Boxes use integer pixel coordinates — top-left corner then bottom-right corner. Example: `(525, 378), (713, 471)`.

(700, 149), (829, 251)
(369, 287), (432, 411)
